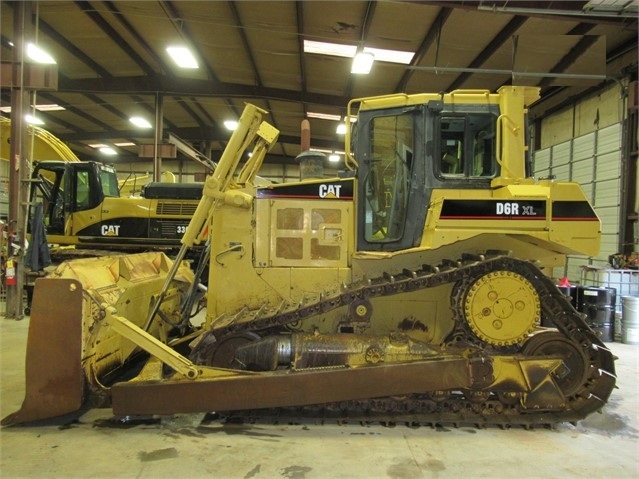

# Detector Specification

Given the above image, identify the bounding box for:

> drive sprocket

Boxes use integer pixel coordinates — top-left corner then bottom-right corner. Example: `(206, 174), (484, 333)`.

(462, 270), (540, 347)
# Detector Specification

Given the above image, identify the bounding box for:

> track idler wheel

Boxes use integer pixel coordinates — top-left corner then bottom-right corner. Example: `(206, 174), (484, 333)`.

(463, 270), (540, 347)
(522, 330), (589, 398)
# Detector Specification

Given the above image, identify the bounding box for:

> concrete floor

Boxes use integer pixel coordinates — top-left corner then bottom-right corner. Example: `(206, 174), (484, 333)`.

(1, 315), (638, 479)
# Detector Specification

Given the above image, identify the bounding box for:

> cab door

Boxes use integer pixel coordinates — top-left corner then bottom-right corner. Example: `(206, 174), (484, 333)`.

(29, 163), (69, 238)
(355, 106), (427, 252)
(30, 163), (103, 242)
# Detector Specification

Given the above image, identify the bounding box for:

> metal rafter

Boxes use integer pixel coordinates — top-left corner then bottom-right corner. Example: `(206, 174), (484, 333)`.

(57, 76), (348, 108)
(534, 36), (639, 119)
(74, 1), (155, 76)
(446, 15), (528, 91)
(344, 1), (376, 100)
(37, 90), (114, 132)
(55, 127), (339, 154)
(159, 1), (238, 138)
(159, 0), (219, 84)
(539, 26), (599, 87)
(36, 17), (112, 78)
(103, 0), (171, 76)
(296, 1), (307, 114)
(497, 23), (597, 96)
(173, 97), (206, 129)
(227, 0), (283, 156)
(190, 97), (216, 126)
(26, 93), (83, 133)
(395, 7), (452, 93)
(228, 1), (263, 88)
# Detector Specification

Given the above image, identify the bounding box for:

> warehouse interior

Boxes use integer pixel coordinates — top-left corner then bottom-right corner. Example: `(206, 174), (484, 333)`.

(1, 1), (639, 478)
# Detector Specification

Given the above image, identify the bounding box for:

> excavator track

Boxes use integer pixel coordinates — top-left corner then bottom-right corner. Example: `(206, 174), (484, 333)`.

(191, 253), (616, 427)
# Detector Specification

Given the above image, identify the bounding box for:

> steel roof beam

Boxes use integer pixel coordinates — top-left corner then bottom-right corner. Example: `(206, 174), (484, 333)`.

(447, 15), (528, 91)
(395, 7), (452, 93)
(74, 1), (155, 76)
(57, 76), (349, 107)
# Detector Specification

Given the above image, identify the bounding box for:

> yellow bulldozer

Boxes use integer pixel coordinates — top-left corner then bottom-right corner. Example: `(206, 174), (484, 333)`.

(3, 86), (616, 428)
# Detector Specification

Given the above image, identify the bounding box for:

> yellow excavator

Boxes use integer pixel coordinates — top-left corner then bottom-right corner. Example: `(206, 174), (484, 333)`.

(29, 160), (201, 251)
(3, 86), (616, 427)
(1, 117), (201, 252)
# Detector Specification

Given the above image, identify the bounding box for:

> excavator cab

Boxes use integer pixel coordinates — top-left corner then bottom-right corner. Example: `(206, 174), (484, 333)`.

(29, 161), (119, 237)
(27, 160), (198, 249)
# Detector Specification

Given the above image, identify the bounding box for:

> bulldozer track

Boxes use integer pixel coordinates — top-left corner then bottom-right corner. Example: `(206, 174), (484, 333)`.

(196, 253), (617, 427)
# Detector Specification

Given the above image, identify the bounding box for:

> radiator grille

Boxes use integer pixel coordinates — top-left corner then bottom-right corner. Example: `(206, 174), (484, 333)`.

(156, 202), (197, 216)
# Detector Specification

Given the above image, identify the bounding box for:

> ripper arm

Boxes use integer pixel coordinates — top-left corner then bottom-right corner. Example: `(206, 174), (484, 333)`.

(145, 104), (279, 330)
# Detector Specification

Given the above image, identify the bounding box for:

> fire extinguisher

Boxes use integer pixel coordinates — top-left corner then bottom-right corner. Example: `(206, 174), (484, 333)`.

(5, 258), (16, 286)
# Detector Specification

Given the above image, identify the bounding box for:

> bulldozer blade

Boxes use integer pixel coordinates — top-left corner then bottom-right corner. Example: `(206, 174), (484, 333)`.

(2, 278), (84, 426)
(112, 357), (472, 416)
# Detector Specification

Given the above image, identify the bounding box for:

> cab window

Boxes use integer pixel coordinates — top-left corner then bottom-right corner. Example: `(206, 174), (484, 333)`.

(440, 117), (464, 176)
(100, 167), (120, 197)
(75, 170), (91, 210)
(439, 113), (496, 178)
(364, 113), (414, 242)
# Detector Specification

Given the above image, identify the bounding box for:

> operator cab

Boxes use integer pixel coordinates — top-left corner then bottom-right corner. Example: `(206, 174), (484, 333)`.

(353, 98), (500, 252)
(29, 161), (119, 236)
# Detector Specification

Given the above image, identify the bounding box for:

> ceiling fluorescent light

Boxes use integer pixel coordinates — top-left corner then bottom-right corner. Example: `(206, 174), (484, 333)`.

(166, 46), (199, 69)
(130, 116), (152, 128)
(224, 120), (238, 131)
(27, 43), (56, 64)
(351, 52), (374, 74)
(114, 142), (136, 147)
(328, 153), (340, 162)
(89, 143), (108, 149)
(25, 114), (44, 125)
(336, 123), (347, 135)
(35, 104), (65, 111)
(303, 40), (356, 58)
(307, 111), (342, 121)
(1, 104), (65, 113)
(99, 147), (117, 156)
(363, 47), (414, 65)
(305, 39), (414, 66)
